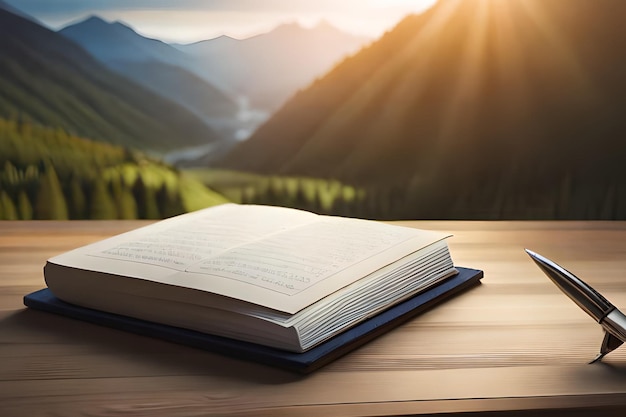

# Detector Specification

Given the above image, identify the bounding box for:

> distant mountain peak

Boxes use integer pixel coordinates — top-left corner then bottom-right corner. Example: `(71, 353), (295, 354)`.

(267, 21), (303, 35)
(66, 15), (137, 36)
(268, 19), (366, 40)
(60, 14), (182, 63)
(82, 15), (107, 25)
(313, 19), (339, 31)
(214, 34), (240, 43)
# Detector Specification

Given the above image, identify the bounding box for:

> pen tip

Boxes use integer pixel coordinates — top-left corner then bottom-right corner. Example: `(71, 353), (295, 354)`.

(524, 248), (537, 258)
(590, 353), (605, 364)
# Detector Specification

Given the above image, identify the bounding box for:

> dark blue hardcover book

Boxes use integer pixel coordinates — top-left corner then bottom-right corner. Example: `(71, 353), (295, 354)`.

(23, 267), (482, 373)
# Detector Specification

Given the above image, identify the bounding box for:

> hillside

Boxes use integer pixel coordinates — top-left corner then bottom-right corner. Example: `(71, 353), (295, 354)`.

(0, 9), (222, 152)
(108, 60), (238, 123)
(221, 0), (626, 219)
(0, 0), (39, 23)
(0, 117), (228, 220)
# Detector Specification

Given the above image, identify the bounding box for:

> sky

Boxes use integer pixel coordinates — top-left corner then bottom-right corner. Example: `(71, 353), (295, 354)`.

(5, 0), (438, 43)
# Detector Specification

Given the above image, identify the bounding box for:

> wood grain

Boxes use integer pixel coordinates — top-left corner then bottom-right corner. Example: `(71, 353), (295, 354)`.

(2, 220), (626, 416)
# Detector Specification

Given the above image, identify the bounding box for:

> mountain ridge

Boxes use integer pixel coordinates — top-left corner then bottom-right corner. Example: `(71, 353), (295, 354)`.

(60, 15), (189, 65)
(180, 21), (371, 110)
(60, 15), (240, 135)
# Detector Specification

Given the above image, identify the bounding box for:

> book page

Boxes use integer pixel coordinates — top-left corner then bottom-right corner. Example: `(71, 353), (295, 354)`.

(91, 204), (317, 271)
(185, 219), (420, 295)
(48, 203), (317, 289)
(49, 204), (448, 314)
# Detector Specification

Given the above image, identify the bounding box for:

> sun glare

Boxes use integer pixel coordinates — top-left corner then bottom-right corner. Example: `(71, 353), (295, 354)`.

(416, 0), (594, 138)
(369, 0), (437, 9)
(308, 0), (598, 161)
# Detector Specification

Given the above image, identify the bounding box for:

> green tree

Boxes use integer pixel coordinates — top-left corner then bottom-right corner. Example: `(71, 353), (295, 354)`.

(23, 165), (40, 207)
(132, 175), (160, 219)
(34, 162), (68, 220)
(67, 176), (87, 219)
(110, 177), (137, 219)
(2, 161), (20, 190)
(0, 191), (18, 220)
(156, 183), (185, 219)
(88, 177), (117, 220)
(17, 191), (33, 220)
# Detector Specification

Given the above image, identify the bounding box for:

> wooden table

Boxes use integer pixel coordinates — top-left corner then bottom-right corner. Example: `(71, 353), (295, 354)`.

(2, 221), (626, 416)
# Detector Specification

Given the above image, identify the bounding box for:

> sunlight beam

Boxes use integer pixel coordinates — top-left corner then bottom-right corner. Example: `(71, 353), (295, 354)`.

(517, 0), (597, 101)
(282, 0), (460, 175)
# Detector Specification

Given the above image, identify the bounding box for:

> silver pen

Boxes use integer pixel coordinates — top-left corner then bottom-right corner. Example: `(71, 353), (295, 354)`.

(526, 249), (626, 363)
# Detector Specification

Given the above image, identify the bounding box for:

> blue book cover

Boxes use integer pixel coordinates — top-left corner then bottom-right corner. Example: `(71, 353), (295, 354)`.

(24, 267), (482, 373)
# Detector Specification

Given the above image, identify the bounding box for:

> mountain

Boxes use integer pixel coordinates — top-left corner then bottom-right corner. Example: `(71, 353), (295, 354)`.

(0, 9), (222, 152)
(61, 16), (370, 140)
(60, 16), (238, 126)
(221, 0), (626, 219)
(181, 21), (371, 110)
(60, 16), (189, 66)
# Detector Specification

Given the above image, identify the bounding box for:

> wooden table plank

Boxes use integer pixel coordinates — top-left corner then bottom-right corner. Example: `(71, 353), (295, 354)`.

(2, 221), (626, 416)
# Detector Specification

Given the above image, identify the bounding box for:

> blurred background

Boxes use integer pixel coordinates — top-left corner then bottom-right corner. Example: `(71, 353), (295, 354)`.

(2, 0), (626, 221)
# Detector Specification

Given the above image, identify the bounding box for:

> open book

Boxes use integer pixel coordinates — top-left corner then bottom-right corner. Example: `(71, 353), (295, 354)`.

(43, 204), (459, 353)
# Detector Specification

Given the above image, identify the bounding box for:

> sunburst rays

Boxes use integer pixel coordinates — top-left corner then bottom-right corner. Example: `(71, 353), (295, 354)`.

(285, 0), (600, 179)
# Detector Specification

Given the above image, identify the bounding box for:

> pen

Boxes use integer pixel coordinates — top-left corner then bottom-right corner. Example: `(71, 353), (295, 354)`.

(525, 249), (626, 363)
